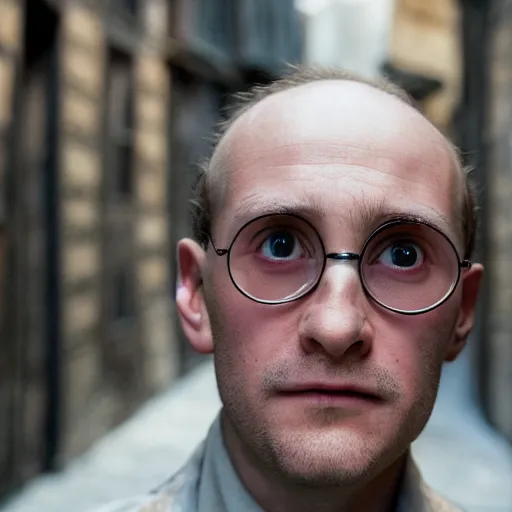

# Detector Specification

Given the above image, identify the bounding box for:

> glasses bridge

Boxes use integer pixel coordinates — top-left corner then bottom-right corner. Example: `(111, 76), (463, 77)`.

(325, 252), (360, 261)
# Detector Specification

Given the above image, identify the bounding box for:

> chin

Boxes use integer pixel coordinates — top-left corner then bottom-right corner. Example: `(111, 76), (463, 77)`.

(258, 424), (397, 487)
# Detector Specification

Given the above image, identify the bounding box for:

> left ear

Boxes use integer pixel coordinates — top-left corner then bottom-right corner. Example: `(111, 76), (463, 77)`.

(445, 263), (484, 362)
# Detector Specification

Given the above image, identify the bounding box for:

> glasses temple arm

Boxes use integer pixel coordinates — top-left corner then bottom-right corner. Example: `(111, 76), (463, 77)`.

(207, 233), (228, 256)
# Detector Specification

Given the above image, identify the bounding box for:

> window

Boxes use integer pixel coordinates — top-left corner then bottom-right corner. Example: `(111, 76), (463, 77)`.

(106, 48), (134, 199)
(122, 0), (138, 16)
(112, 0), (139, 18)
(113, 267), (136, 320)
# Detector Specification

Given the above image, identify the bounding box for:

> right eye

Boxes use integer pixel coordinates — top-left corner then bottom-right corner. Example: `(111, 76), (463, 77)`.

(260, 231), (304, 261)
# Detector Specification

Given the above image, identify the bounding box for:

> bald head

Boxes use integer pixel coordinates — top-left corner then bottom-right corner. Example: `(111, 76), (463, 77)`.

(192, 69), (476, 258)
(212, 80), (456, 193)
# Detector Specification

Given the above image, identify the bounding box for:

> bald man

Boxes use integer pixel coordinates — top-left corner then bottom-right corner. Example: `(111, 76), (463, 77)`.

(95, 68), (483, 512)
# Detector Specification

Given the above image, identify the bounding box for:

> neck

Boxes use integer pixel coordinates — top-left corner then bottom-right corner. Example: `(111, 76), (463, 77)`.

(220, 412), (406, 512)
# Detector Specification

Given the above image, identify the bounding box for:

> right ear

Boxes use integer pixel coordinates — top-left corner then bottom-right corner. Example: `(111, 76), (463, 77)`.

(175, 238), (214, 354)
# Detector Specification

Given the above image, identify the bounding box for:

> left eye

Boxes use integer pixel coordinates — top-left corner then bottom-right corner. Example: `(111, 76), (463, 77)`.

(378, 242), (424, 269)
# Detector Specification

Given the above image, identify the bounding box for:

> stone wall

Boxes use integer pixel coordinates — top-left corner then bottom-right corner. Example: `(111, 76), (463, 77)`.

(58, 2), (107, 463)
(485, 0), (512, 442)
(57, 1), (177, 465)
(0, 0), (21, 213)
(135, 55), (178, 393)
(0, 0), (23, 495)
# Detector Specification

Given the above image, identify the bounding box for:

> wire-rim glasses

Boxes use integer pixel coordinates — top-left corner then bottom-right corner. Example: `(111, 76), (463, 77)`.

(207, 213), (472, 315)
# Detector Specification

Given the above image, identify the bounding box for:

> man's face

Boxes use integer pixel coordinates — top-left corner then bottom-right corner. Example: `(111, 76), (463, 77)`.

(179, 81), (482, 485)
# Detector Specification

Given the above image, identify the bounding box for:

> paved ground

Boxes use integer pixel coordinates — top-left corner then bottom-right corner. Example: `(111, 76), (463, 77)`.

(2, 346), (512, 512)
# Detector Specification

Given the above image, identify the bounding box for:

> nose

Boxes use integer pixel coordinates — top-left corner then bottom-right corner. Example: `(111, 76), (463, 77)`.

(298, 262), (372, 360)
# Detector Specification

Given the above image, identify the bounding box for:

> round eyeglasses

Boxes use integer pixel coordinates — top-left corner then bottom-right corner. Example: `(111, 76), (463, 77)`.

(207, 214), (472, 315)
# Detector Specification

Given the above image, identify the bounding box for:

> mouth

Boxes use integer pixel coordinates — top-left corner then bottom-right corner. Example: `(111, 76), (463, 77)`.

(277, 386), (382, 406)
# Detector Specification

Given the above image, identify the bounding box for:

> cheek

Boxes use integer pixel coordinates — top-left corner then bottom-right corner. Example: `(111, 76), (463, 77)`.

(374, 306), (457, 403)
(205, 275), (293, 392)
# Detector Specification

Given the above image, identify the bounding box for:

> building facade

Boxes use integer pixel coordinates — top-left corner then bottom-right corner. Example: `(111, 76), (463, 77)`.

(0, 0), (302, 500)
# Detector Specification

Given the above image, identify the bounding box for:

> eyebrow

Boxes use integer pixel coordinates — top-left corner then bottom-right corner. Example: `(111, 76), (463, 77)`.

(349, 197), (453, 236)
(227, 194), (326, 238)
(226, 193), (454, 242)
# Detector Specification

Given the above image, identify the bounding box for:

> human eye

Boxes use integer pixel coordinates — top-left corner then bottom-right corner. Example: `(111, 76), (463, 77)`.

(377, 239), (425, 270)
(259, 229), (306, 261)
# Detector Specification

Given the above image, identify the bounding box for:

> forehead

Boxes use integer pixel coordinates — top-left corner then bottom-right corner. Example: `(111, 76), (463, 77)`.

(212, 80), (460, 239)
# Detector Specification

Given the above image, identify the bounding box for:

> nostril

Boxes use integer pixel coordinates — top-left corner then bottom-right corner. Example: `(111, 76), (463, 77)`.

(343, 339), (370, 359)
(352, 339), (371, 357)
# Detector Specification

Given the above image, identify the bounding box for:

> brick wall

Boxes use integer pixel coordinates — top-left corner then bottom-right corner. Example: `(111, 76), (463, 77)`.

(0, 0), (22, 205)
(0, 0), (23, 494)
(485, 0), (512, 442)
(135, 55), (178, 393)
(58, 2), (107, 463)
(0, 0), (20, 344)
(57, 1), (177, 464)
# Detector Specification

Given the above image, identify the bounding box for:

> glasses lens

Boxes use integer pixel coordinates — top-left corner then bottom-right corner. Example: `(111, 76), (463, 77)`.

(361, 222), (460, 312)
(228, 215), (324, 303)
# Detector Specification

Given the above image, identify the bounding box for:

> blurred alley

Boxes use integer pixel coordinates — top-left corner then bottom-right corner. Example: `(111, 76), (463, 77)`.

(1, 0), (512, 511)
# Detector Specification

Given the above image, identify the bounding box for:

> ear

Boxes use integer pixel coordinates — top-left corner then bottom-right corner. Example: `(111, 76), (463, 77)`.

(445, 263), (484, 362)
(175, 238), (214, 354)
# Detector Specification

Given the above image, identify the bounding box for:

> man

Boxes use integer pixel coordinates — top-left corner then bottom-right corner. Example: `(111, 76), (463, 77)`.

(97, 68), (483, 512)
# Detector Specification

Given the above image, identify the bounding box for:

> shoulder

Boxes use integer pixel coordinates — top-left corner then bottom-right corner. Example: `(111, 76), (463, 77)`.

(400, 455), (464, 512)
(421, 483), (464, 512)
(88, 441), (207, 512)
(90, 493), (174, 512)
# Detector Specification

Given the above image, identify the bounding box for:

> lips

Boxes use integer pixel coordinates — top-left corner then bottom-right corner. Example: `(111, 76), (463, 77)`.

(277, 383), (382, 402)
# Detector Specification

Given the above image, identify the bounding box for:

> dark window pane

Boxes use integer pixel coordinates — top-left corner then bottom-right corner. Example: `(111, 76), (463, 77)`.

(114, 0), (138, 16)
(124, 0), (138, 15)
(116, 143), (133, 196)
(113, 268), (135, 320)
(106, 48), (134, 199)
